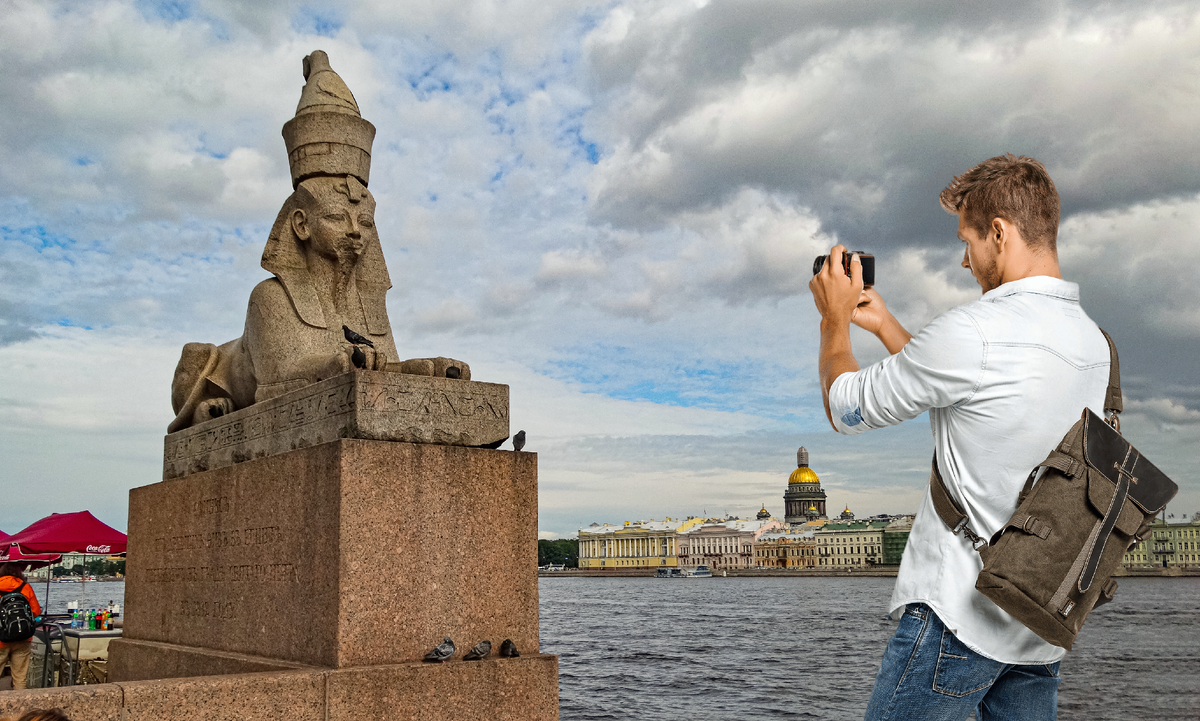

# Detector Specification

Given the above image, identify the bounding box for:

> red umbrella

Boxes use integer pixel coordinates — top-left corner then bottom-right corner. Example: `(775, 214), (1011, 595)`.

(0, 542), (62, 567)
(0, 529), (10, 544)
(7, 511), (127, 555)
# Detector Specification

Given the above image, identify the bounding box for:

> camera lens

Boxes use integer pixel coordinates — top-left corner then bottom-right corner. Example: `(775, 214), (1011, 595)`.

(812, 255), (829, 276)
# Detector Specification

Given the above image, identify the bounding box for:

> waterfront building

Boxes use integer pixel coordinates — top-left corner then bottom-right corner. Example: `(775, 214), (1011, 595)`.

(814, 519), (890, 567)
(1122, 517), (1200, 568)
(754, 527), (818, 568)
(577, 517), (704, 570)
(882, 516), (914, 565)
(784, 447), (828, 525)
(678, 517), (784, 571)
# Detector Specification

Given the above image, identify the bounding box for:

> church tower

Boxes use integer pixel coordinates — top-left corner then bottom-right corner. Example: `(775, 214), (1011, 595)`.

(784, 447), (827, 525)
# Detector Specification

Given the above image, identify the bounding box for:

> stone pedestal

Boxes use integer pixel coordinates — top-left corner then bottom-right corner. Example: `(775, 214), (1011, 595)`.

(112, 438), (539, 675)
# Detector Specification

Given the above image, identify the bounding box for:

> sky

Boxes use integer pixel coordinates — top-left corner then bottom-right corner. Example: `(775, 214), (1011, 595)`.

(2, 0), (1199, 539)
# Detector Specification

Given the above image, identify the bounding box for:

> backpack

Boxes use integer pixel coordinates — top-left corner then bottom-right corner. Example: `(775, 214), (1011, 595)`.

(0, 579), (37, 642)
(929, 330), (1178, 650)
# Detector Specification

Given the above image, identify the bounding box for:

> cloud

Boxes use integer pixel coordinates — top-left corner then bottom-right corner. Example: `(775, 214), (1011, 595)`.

(3, 1), (1199, 539)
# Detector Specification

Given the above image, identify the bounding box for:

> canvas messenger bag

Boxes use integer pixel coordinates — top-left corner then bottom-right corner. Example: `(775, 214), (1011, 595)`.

(929, 330), (1178, 650)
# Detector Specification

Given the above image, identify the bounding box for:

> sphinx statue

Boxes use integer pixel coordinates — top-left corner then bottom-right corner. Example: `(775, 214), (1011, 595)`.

(169, 51), (468, 432)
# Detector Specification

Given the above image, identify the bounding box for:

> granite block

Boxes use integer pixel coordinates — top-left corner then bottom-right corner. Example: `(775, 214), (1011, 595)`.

(108, 638), (315, 682)
(117, 669), (325, 721)
(326, 654), (559, 721)
(163, 371), (510, 479)
(0, 683), (123, 721)
(119, 440), (539, 671)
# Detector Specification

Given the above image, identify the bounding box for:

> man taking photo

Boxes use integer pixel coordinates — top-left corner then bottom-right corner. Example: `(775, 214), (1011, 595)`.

(810, 154), (1111, 720)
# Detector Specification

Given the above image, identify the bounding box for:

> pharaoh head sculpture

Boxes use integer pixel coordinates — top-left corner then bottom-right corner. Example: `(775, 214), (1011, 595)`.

(263, 51), (390, 334)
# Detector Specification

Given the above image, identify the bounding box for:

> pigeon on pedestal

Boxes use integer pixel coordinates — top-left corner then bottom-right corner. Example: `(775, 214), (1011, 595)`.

(499, 638), (520, 658)
(464, 640), (492, 660)
(342, 325), (375, 348)
(512, 430), (526, 452)
(423, 637), (455, 663)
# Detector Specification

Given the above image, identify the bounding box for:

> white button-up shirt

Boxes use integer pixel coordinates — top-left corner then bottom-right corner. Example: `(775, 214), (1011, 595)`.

(829, 276), (1111, 664)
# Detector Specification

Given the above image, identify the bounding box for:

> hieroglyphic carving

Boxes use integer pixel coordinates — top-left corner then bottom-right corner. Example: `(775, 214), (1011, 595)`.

(162, 371), (510, 480)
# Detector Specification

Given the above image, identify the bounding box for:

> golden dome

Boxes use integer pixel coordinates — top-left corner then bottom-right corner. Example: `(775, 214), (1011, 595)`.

(788, 467), (820, 485)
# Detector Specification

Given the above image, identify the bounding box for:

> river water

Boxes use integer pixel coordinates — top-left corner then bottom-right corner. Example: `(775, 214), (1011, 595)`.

(26, 578), (1198, 718)
(539, 576), (1200, 721)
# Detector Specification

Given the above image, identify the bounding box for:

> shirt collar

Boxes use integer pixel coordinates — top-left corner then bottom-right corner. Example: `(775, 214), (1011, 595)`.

(981, 275), (1079, 303)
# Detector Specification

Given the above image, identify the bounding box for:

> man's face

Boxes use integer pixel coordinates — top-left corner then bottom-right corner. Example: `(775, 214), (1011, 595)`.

(958, 214), (1001, 293)
(301, 179), (378, 263)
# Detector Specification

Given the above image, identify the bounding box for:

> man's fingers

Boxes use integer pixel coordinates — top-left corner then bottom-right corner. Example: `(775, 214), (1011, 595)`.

(849, 252), (864, 288)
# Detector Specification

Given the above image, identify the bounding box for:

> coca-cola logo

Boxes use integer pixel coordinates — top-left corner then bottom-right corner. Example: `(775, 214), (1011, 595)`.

(86, 545), (112, 554)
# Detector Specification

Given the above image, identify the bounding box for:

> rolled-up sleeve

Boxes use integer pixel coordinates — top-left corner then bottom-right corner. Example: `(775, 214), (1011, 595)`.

(828, 308), (986, 435)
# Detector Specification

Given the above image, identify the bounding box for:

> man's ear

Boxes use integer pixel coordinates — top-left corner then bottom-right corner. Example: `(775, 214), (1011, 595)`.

(291, 208), (309, 241)
(991, 217), (1009, 253)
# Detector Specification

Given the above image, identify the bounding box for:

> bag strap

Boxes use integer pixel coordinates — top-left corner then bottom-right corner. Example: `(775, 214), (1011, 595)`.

(1099, 328), (1122, 425)
(929, 455), (987, 550)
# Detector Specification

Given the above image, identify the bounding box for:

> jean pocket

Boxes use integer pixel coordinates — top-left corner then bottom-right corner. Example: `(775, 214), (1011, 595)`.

(932, 628), (1002, 697)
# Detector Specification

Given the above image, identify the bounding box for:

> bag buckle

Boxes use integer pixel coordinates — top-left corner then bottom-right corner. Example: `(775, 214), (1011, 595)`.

(1106, 411), (1121, 433)
(953, 518), (988, 551)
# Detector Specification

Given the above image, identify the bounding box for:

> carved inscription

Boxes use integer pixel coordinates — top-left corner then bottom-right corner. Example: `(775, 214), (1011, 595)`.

(194, 496), (232, 516)
(359, 383), (509, 420)
(154, 525), (284, 556)
(164, 383), (356, 461)
(180, 600), (237, 620)
(146, 563), (297, 585)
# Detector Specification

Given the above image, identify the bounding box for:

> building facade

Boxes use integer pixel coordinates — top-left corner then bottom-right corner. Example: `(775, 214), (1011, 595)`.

(755, 528), (818, 568)
(577, 517), (703, 570)
(882, 516), (913, 565)
(815, 519), (890, 567)
(1123, 517), (1200, 568)
(678, 518), (783, 570)
(784, 447), (827, 525)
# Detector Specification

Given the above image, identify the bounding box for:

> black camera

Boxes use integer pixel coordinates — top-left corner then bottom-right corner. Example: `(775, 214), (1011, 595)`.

(813, 251), (874, 287)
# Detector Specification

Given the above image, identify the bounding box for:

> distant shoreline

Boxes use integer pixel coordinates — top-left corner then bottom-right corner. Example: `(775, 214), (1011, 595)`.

(539, 566), (1200, 579)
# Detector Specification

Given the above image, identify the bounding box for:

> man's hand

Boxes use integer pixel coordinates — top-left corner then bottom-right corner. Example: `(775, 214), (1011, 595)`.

(809, 245), (864, 326)
(851, 288), (913, 355)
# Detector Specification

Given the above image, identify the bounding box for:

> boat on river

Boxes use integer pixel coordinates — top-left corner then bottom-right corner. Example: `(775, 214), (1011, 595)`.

(656, 565), (712, 578)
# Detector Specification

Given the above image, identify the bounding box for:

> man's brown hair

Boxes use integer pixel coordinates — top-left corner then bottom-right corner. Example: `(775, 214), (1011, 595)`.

(939, 154), (1060, 253)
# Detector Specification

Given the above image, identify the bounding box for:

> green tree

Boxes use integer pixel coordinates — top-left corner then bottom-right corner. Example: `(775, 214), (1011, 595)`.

(537, 539), (579, 568)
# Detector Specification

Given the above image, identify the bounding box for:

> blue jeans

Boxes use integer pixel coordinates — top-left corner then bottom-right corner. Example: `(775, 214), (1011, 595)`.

(864, 604), (1061, 721)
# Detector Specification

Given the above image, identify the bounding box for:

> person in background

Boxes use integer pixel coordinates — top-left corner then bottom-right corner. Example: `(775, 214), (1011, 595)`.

(0, 562), (43, 691)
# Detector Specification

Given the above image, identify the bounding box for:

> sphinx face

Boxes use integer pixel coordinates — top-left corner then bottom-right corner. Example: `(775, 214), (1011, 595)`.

(294, 177), (378, 265)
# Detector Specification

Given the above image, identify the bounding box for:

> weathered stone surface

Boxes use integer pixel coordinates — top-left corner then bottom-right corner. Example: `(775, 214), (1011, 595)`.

(118, 670), (326, 721)
(117, 440), (539, 673)
(163, 371), (509, 479)
(4, 658), (556, 721)
(326, 655), (560, 721)
(107, 638), (315, 682)
(0, 683), (123, 721)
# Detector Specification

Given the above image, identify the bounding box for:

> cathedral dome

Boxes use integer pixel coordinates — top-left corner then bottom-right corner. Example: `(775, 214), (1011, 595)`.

(788, 466), (820, 485)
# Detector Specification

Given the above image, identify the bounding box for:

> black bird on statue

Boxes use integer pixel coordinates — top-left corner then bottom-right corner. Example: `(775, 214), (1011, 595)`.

(463, 640), (492, 660)
(423, 637), (455, 663)
(342, 324), (375, 348)
(499, 638), (520, 658)
(512, 430), (526, 452)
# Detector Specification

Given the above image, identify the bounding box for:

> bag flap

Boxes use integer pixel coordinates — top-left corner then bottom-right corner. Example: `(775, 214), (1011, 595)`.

(1083, 409), (1178, 514)
(1086, 468), (1145, 536)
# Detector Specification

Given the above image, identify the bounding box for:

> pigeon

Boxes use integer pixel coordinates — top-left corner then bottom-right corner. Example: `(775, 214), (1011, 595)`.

(498, 638), (520, 658)
(342, 324), (375, 348)
(512, 430), (526, 452)
(445, 365), (461, 379)
(463, 640), (492, 661)
(351, 345), (367, 369)
(423, 637), (455, 663)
